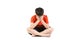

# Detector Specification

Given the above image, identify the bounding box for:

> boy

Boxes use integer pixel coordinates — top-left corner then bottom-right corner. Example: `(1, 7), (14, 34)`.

(27, 7), (53, 37)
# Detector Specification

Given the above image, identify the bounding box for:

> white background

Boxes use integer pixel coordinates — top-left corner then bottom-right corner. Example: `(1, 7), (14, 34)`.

(0, 0), (60, 40)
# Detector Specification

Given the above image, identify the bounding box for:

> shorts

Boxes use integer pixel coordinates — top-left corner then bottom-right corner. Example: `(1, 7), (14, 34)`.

(34, 25), (46, 32)
(29, 25), (46, 36)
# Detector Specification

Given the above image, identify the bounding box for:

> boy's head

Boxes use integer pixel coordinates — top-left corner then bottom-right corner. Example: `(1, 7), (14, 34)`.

(35, 7), (44, 16)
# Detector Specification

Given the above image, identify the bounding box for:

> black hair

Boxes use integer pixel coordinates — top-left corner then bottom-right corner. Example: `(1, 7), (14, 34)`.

(35, 7), (44, 16)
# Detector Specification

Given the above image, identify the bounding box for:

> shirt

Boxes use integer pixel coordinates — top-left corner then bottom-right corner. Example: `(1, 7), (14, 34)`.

(31, 15), (49, 26)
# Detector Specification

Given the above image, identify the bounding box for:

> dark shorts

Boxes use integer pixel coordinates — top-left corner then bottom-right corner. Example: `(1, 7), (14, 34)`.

(34, 25), (46, 32)
(29, 25), (46, 36)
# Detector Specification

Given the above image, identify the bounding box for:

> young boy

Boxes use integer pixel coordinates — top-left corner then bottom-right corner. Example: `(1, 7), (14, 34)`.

(27, 7), (53, 37)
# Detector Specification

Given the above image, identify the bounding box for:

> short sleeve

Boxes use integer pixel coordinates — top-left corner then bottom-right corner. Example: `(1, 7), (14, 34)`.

(43, 15), (49, 24)
(31, 15), (36, 23)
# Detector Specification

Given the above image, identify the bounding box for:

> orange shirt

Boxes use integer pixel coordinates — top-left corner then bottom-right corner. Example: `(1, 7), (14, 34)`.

(31, 15), (49, 26)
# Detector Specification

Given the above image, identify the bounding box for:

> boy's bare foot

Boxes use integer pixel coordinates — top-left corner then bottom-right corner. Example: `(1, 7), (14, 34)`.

(32, 34), (35, 37)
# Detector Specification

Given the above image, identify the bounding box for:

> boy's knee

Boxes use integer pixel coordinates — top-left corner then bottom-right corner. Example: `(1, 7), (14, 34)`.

(27, 27), (29, 31)
(27, 27), (32, 31)
(48, 27), (53, 32)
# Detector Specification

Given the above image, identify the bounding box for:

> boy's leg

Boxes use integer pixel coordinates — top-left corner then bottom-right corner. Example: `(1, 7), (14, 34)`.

(39, 27), (53, 34)
(27, 27), (40, 35)
(27, 27), (53, 37)
(36, 27), (53, 37)
(27, 27), (51, 37)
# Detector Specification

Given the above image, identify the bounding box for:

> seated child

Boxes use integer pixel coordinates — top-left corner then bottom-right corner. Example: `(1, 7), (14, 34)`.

(27, 7), (53, 37)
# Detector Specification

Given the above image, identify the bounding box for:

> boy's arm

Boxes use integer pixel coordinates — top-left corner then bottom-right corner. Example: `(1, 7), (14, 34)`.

(30, 20), (40, 29)
(41, 20), (50, 28)
(40, 15), (50, 28)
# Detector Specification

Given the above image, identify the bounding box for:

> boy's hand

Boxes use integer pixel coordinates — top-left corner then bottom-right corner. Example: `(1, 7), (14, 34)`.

(40, 16), (45, 23)
(36, 15), (43, 21)
(40, 16), (43, 21)
(36, 16), (40, 21)
(39, 16), (43, 21)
